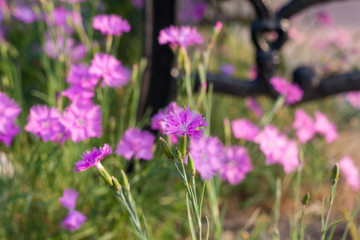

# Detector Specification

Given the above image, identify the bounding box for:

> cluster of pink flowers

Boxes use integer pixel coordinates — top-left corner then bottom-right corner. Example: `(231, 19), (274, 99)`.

(0, 92), (21, 146)
(345, 92), (360, 109)
(45, 7), (82, 34)
(339, 156), (360, 191)
(270, 76), (304, 104)
(158, 25), (203, 48)
(254, 125), (300, 173)
(59, 189), (87, 231)
(93, 14), (130, 36)
(116, 128), (155, 160)
(44, 37), (87, 62)
(189, 136), (253, 184)
(293, 109), (338, 143)
(231, 119), (259, 141)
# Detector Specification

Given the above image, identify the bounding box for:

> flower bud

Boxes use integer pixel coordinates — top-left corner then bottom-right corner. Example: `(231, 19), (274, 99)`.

(96, 164), (113, 187)
(120, 170), (130, 193)
(301, 192), (310, 205)
(330, 163), (340, 185)
(159, 137), (174, 162)
(112, 176), (122, 192)
(179, 135), (187, 159)
(175, 148), (183, 162)
(187, 153), (196, 177)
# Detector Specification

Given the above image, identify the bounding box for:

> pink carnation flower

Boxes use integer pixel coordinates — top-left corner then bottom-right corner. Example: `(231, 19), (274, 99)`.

(245, 97), (263, 118)
(314, 111), (337, 143)
(162, 106), (208, 139)
(62, 210), (87, 231)
(292, 109), (316, 144)
(190, 136), (224, 179)
(92, 14), (130, 36)
(346, 92), (360, 109)
(231, 119), (259, 141)
(151, 102), (179, 132)
(254, 125), (299, 173)
(25, 105), (69, 143)
(59, 189), (79, 210)
(74, 144), (112, 172)
(44, 37), (87, 62)
(158, 25), (203, 47)
(270, 76), (303, 104)
(220, 146), (253, 185)
(60, 101), (102, 142)
(116, 128), (155, 160)
(316, 11), (333, 27)
(89, 53), (131, 88)
(13, 6), (37, 24)
(339, 156), (360, 191)
(45, 7), (81, 34)
(0, 92), (21, 146)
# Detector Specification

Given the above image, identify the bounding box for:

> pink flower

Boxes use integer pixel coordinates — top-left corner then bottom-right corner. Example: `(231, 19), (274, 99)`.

(158, 25), (203, 47)
(74, 144), (112, 172)
(45, 8), (81, 33)
(13, 6), (37, 24)
(248, 66), (258, 81)
(220, 146), (252, 185)
(162, 106), (208, 139)
(245, 97), (263, 118)
(61, 101), (102, 142)
(92, 14), (130, 36)
(151, 102), (179, 132)
(59, 189), (78, 210)
(328, 28), (351, 50)
(346, 92), (360, 109)
(231, 119), (259, 141)
(89, 53), (131, 88)
(220, 64), (235, 76)
(316, 11), (333, 27)
(288, 27), (305, 44)
(25, 105), (69, 143)
(292, 109), (316, 143)
(44, 37), (86, 62)
(60, 0), (85, 3)
(270, 76), (303, 104)
(254, 125), (299, 173)
(116, 128), (155, 160)
(0, 92), (21, 146)
(190, 136), (224, 179)
(62, 210), (87, 231)
(178, 0), (207, 23)
(339, 156), (360, 191)
(132, 0), (144, 9)
(314, 111), (337, 143)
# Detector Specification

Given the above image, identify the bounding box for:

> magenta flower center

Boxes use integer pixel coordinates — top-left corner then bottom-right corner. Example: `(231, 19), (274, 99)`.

(77, 118), (85, 126)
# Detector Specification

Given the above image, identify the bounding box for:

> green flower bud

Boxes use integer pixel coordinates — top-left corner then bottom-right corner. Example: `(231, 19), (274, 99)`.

(120, 170), (130, 193)
(175, 148), (183, 162)
(179, 135), (187, 159)
(97, 165), (113, 187)
(112, 176), (122, 192)
(330, 163), (340, 185)
(159, 137), (174, 162)
(301, 192), (310, 205)
(187, 153), (196, 177)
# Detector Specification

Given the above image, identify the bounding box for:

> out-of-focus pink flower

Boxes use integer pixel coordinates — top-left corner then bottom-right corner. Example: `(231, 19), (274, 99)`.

(346, 92), (360, 109)
(245, 97), (263, 118)
(328, 28), (351, 50)
(314, 111), (337, 143)
(270, 76), (303, 104)
(215, 21), (223, 32)
(132, 0), (144, 9)
(60, 0), (85, 4)
(89, 53), (131, 88)
(178, 0), (207, 23)
(220, 64), (235, 76)
(25, 105), (69, 143)
(254, 125), (299, 173)
(92, 14), (130, 36)
(116, 128), (155, 160)
(74, 144), (112, 172)
(248, 66), (258, 81)
(59, 189), (78, 210)
(220, 146), (252, 185)
(162, 106), (208, 139)
(61, 210), (87, 231)
(0, 92), (21, 146)
(288, 27), (305, 44)
(158, 25), (203, 47)
(151, 102), (179, 132)
(61, 101), (102, 143)
(316, 11), (333, 27)
(190, 136), (224, 179)
(292, 109), (316, 144)
(231, 119), (259, 141)
(45, 7), (81, 33)
(44, 37), (86, 62)
(339, 156), (360, 191)
(13, 6), (37, 24)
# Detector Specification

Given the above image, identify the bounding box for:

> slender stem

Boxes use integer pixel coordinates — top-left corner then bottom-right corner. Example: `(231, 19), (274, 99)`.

(292, 149), (303, 239)
(181, 47), (194, 108)
(321, 184), (337, 240)
(260, 96), (285, 127)
(272, 178), (281, 240)
(299, 205), (306, 240)
(105, 34), (113, 53)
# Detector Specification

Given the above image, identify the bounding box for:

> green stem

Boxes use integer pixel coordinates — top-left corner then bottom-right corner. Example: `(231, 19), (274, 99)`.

(321, 184), (337, 240)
